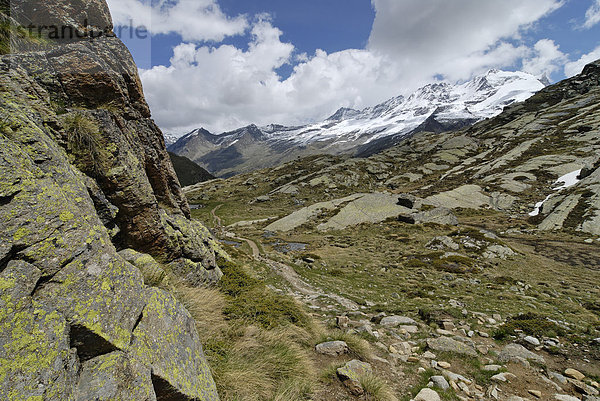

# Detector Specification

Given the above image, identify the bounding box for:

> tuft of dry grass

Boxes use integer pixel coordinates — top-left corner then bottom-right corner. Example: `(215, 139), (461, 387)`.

(172, 285), (228, 339)
(360, 374), (398, 401)
(214, 326), (315, 401)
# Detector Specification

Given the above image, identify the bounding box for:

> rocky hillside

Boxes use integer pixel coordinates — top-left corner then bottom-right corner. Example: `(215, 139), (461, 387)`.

(182, 59), (600, 400)
(169, 70), (544, 177)
(1, 1), (221, 399)
(168, 152), (215, 187)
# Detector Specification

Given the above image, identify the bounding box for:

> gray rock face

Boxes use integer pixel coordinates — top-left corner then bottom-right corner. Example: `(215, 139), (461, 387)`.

(430, 375), (450, 390)
(315, 341), (349, 356)
(415, 388), (441, 401)
(0, 1), (221, 399)
(380, 315), (417, 327)
(498, 343), (545, 365)
(426, 337), (478, 357)
(337, 360), (373, 395)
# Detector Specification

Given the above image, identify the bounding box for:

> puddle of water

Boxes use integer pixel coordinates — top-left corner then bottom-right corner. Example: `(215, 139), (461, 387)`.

(220, 240), (241, 247)
(273, 241), (308, 253)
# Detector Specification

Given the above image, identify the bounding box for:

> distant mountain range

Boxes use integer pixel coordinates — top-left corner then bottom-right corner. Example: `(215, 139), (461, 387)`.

(168, 69), (546, 177)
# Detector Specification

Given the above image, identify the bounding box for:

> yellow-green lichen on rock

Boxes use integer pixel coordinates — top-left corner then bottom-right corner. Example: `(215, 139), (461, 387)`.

(1, 1), (224, 399)
(130, 288), (219, 401)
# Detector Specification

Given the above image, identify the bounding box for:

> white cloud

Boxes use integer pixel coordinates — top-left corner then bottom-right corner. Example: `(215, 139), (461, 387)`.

(564, 46), (600, 77)
(368, 0), (564, 81)
(584, 0), (600, 29)
(119, 0), (567, 134)
(140, 20), (398, 133)
(522, 39), (567, 79)
(106, 0), (248, 42)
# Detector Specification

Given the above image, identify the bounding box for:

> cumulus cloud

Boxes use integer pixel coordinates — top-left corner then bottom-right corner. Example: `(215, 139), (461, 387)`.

(113, 0), (567, 134)
(564, 46), (600, 77)
(584, 0), (600, 29)
(368, 0), (564, 81)
(522, 39), (567, 79)
(140, 19), (397, 133)
(106, 0), (248, 42)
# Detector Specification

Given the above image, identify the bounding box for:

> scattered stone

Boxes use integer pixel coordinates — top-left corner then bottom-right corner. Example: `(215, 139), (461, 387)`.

(443, 321), (456, 331)
(565, 368), (585, 381)
(407, 356), (420, 363)
(491, 372), (516, 382)
(415, 388), (441, 401)
(458, 381), (470, 395)
(431, 376), (450, 390)
(336, 316), (350, 329)
(423, 351), (437, 359)
(427, 236), (460, 251)
(392, 342), (412, 355)
(400, 325), (419, 333)
(554, 395), (581, 401)
(483, 365), (502, 372)
(524, 336), (541, 346)
(443, 371), (471, 384)
(528, 390), (542, 398)
(336, 360), (372, 396)
(483, 244), (516, 259)
(570, 379), (600, 396)
(478, 331), (490, 338)
(550, 372), (568, 384)
(427, 337), (477, 357)
(437, 361), (451, 369)
(254, 195), (271, 202)
(380, 315), (416, 327)
(315, 341), (349, 356)
(477, 345), (489, 355)
(498, 343), (545, 365)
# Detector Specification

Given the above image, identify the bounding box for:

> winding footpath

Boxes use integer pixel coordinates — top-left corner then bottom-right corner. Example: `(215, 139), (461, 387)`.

(211, 204), (359, 311)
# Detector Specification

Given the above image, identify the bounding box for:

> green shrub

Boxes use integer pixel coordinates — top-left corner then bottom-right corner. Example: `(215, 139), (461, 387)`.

(62, 113), (103, 172)
(219, 260), (309, 329)
(493, 313), (565, 340)
(219, 260), (260, 297)
(224, 287), (308, 329)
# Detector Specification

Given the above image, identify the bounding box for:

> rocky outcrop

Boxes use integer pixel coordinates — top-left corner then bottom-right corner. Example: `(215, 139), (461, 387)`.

(1, 1), (221, 400)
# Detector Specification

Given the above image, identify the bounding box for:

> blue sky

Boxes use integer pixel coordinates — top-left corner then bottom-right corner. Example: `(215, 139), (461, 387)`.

(107, 0), (600, 135)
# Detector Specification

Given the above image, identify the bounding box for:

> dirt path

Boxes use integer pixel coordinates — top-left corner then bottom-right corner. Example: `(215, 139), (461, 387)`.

(211, 204), (359, 311)
(211, 204), (223, 228)
(234, 236), (260, 259)
(262, 257), (359, 311)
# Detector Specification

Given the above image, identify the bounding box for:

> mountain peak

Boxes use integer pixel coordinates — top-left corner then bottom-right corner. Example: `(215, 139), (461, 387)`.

(327, 107), (362, 121)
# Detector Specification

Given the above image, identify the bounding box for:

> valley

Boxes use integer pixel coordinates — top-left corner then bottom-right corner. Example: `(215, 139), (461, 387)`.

(181, 60), (600, 400)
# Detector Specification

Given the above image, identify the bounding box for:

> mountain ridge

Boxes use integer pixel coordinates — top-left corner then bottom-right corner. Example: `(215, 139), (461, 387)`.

(170, 69), (546, 177)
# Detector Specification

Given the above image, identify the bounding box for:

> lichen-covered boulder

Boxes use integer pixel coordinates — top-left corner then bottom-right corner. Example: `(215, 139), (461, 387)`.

(336, 360), (373, 396)
(130, 288), (219, 401)
(0, 262), (79, 401)
(0, 1), (223, 399)
(75, 352), (156, 401)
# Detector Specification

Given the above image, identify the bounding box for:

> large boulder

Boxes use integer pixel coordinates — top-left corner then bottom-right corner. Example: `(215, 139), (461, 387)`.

(498, 343), (545, 365)
(0, 1), (222, 399)
(426, 337), (478, 357)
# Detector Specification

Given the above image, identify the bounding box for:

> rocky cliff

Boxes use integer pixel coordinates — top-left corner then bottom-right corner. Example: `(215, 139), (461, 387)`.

(1, 1), (221, 399)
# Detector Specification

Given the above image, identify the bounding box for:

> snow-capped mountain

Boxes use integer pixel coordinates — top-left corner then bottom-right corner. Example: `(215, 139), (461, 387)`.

(163, 133), (180, 147)
(169, 69), (546, 177)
